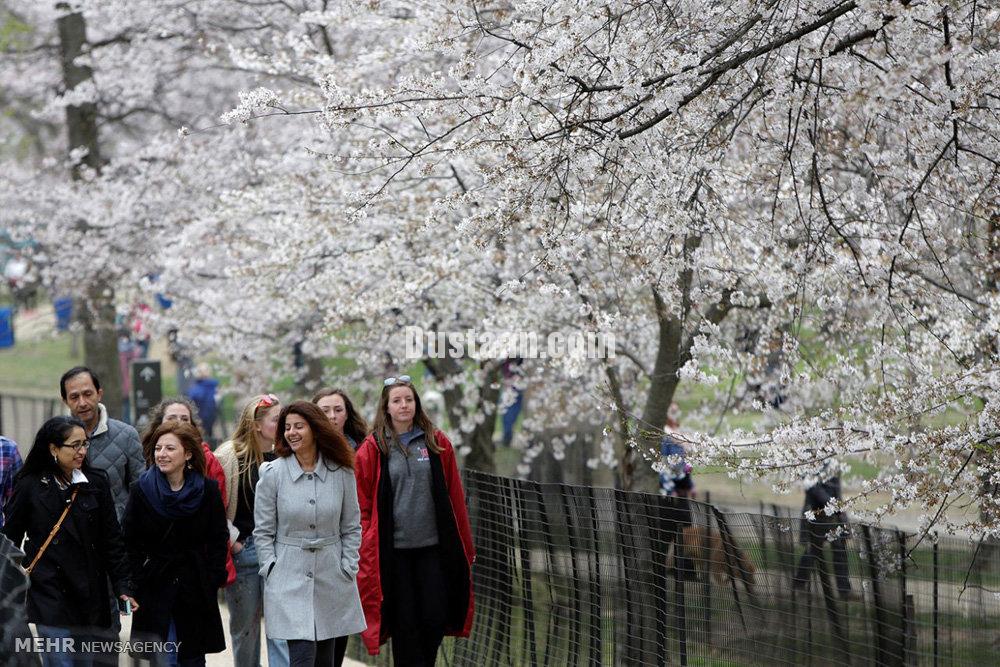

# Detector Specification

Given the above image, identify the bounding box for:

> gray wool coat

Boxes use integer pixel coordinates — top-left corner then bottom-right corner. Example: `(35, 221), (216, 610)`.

(254, 453), (366, 641)
(87, 404), (144, 520)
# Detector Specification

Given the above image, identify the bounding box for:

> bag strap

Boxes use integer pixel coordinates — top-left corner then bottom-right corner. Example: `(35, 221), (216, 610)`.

(24, 486), (79, 575)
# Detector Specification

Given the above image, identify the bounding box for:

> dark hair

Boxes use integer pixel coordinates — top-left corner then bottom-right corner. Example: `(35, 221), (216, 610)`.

(311, 388), (369, 445)
(18, 415), (95, 481)
(142, 397), (203, 440)
(370, 380), (440, 456)
(59, 366), (101, 400)
(144, 420), (207, 476)
(274, 401), (354, 470)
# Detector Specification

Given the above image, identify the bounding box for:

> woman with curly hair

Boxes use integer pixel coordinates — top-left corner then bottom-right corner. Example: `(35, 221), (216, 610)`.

(255, 401), (365, 666)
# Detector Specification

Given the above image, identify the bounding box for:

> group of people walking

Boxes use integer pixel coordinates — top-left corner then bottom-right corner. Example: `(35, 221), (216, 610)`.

(2, 367), (475, 667)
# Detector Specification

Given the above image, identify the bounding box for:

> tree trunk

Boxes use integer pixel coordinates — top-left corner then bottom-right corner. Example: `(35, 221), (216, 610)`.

(57, 6), (101, 175)
(425, 355), (501, 473)
(77, 286), (122, 419)
(58, 6), (121, 415)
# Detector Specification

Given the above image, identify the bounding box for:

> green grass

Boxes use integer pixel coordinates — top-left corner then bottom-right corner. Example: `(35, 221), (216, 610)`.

(0, 332), (80, 395)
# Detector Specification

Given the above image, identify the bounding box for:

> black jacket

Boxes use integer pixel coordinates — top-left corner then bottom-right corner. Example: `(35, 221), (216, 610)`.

(804, 476), (842, 512)
(2, 469), (131, 628)
(122, 477), (228, 659)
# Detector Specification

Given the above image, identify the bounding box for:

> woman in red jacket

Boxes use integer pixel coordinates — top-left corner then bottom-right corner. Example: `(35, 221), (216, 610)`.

(355, 375), (474, 665)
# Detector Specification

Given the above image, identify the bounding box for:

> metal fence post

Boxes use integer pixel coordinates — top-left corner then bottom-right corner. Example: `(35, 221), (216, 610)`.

(863, 525), (890, 667)
(933, 538), (939, 667)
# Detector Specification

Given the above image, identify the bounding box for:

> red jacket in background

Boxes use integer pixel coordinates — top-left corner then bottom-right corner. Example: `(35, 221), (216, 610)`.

(355, 430), (475, 655)
(202, 443), (237, 586)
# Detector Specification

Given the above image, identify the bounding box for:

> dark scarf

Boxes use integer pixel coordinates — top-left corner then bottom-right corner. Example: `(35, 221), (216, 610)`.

(138, 466), (205, 518)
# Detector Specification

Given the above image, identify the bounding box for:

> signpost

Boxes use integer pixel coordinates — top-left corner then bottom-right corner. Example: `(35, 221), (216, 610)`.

(130, 360), (162, 427)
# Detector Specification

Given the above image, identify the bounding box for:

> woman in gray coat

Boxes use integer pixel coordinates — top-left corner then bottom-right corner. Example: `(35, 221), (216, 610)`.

(254, 401), (366, 666)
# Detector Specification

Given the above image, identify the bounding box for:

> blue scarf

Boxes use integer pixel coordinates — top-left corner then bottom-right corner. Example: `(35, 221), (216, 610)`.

(138, 466), (206, 519)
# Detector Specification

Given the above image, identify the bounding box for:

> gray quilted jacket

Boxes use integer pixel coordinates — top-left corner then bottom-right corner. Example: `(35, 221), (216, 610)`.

(87, 404), (145, 520)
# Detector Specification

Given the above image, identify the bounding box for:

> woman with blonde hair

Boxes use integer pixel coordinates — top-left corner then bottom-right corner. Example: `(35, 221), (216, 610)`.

(214, 394), (288, 667)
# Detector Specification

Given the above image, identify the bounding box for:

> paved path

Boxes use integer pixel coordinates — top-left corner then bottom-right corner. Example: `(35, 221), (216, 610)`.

(33, 602), (366, 666)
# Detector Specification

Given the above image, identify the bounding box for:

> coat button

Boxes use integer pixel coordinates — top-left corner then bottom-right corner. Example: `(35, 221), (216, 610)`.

(306, 474), (313, 480)
(306, 572), (313, 578)
(309, 524), (315, 529)
(309, 499), (315, 505)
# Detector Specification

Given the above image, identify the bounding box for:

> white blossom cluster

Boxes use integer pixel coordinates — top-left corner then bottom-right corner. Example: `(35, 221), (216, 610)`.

(1, 1), (998, 534)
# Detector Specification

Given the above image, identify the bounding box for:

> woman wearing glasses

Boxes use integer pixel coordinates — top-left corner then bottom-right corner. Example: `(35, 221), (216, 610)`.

(215, 394), (289, 667)
(355, 376), (475, 665)
(122, 419), (229, 666)
(141, 397), (236, 586)
(255, 401), (365, 667)
(3, 415), (137, 666)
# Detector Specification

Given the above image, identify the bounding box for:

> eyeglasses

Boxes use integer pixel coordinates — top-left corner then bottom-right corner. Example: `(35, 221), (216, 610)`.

(60, 439), (90, 452)
(383, 375), (412, 387)
(256, 394), (279, 410)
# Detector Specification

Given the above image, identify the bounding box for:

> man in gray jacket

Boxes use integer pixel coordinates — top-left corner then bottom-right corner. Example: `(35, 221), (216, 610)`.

(60, 366), (145, 520)
(60, 366), (146, 659)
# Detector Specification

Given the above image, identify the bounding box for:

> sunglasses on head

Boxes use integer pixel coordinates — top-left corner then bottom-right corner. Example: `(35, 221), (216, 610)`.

(256, 393), (279, 410)
(383, 375), (412, 387)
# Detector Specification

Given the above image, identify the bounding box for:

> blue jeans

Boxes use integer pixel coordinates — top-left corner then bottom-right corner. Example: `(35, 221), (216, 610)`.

(225, 536), (289, 667)
(159, 620), (204, 667)
(35, 625), (94, 667)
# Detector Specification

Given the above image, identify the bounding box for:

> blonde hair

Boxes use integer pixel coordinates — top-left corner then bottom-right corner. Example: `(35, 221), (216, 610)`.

(227, 394), (280, 489)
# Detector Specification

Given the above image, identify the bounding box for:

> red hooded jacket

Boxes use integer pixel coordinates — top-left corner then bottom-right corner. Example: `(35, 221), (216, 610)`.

(355, 430), (475, 655)
(202, 444), (237, 586)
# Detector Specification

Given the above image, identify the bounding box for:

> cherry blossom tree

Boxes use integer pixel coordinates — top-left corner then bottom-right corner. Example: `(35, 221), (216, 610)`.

(4, 1), (998, 537)
(193, 0), (999, 536)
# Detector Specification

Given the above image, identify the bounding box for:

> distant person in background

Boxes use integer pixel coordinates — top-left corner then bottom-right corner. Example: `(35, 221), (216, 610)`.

(312, 388), (368, 450)
(186, 364), (220, 445)
(118, 333), (142, 424)
(167, 329), (194, 397)
(500, 358), (524, 446)
(0, 435), (24, 528)
(792, 461), (853, 599)
(4, 251), (38, 312)
(659, 403), (694, 498)
(142, 397), (236, 587)
(130, 303), (152, 358)
(215, 395), (289, 667)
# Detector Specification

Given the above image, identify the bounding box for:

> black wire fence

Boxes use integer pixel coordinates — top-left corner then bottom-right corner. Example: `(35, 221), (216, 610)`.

(354, 471), (1000, 666)
(0, 466), (996, 665)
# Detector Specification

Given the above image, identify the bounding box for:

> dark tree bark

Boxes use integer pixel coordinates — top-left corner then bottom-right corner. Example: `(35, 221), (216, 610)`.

(57, 6), (121, 417)
(425, 355), (501, 473)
